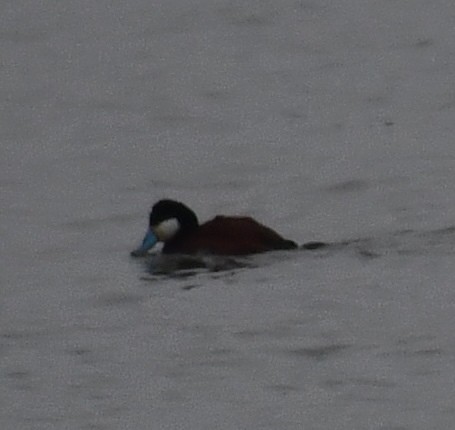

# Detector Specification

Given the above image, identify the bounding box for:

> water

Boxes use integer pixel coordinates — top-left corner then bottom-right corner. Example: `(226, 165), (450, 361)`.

(2, 0), (455, 428)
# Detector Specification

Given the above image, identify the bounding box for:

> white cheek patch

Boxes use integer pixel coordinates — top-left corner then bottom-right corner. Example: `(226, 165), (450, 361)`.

(153, 218), (180, 241)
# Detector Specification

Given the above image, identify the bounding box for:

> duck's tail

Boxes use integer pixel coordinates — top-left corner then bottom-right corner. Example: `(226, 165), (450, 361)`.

(300, 241), (328, 250)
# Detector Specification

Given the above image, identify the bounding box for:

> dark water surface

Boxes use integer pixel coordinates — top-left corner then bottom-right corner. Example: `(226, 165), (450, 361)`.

(2, 1), (455, 429)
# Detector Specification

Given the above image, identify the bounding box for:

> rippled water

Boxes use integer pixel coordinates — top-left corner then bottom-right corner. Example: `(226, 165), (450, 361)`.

(2, 1), (455, 429)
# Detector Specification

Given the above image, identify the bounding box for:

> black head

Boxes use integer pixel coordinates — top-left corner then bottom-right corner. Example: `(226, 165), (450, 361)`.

(149, 200), (199, 232)
(131, 200), (199, 257)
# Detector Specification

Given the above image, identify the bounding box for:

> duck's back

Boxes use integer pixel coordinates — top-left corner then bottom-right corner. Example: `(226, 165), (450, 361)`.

(163, 216), (297, 255)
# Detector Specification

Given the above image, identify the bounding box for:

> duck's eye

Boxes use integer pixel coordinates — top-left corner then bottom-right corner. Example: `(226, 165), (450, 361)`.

(153, 218), (180, 241)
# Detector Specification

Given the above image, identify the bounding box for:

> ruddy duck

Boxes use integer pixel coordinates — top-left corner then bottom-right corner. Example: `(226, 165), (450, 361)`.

(131, 199), (298, 256)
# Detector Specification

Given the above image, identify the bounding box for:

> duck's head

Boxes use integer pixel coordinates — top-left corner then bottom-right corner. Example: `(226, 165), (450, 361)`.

(131, 200), (199, 257)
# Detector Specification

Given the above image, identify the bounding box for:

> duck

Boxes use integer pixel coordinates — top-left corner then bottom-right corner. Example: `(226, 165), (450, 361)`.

(131, 199), (299, 257)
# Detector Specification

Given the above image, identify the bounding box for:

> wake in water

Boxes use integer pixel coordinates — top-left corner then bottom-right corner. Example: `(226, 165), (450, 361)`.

(132, 225), (455, 281)
(135, 253), (255, 281)
(334, 225), (455, 257)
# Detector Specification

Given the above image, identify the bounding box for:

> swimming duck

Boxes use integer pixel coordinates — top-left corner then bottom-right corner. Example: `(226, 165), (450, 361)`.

(131, 199), (298, 256)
